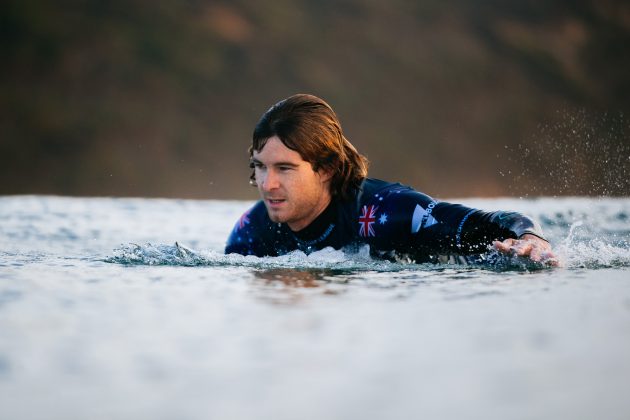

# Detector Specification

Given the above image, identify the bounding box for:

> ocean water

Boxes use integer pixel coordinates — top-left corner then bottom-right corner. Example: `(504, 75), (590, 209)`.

(1, 195), (629, 420)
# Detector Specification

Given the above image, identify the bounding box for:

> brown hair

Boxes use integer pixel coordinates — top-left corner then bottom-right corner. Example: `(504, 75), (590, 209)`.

(249, 94), (369, 200)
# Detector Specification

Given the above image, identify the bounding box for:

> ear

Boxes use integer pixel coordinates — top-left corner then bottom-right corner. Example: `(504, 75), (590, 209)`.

(318, 167), (334, 183)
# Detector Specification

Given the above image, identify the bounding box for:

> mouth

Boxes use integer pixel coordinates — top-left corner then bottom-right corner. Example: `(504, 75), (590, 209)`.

(266, 198), (286, 208)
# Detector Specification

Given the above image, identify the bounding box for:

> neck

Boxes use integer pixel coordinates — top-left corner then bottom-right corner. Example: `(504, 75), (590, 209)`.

(291, 198), (337, 240)
(287, 193), (332, 232)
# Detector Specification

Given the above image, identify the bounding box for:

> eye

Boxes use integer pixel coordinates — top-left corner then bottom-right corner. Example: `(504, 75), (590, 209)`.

(278, 166), (293, 171)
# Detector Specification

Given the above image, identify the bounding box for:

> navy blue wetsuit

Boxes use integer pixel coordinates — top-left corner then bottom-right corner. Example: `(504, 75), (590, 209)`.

(225, 178), (546, 263)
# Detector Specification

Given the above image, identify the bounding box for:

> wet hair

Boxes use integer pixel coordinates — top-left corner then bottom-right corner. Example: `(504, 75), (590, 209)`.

(249, 94), (369, 200)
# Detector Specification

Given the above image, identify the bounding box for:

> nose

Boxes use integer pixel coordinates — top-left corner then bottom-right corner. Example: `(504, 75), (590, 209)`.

(260, 169), (280, 192)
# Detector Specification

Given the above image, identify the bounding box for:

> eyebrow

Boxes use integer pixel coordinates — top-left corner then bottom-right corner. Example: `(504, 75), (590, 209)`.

(251, 158), (299, 167)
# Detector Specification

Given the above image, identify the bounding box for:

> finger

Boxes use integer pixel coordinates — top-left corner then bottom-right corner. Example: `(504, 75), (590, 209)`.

(540, 253), (559, 266)
(493, 241), (511, 254)
(529, 246), (543, 262)
(493, 238), (515, 253)
(541, 250), (560, 267)
(546, 258), (560, 267)
(514, 242), (533, 257)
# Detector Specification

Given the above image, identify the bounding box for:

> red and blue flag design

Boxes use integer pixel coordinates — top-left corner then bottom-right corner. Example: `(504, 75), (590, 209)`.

(236, 210), (251, 231)
(358, 205), (378, 237)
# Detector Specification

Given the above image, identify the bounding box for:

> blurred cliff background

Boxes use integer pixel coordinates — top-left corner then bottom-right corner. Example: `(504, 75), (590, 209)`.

(1, 0), (629, 199)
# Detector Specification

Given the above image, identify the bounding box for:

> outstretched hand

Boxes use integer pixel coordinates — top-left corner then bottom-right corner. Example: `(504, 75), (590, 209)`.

(493, 234), (559, 266)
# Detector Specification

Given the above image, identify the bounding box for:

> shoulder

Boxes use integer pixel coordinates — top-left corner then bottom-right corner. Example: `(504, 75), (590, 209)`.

(359, 178), (409, 197)
(230, 200), (269, 231)
(354, 178), (439, 239)
(359, 178), (437, 210)
(225, 201), (274, 255)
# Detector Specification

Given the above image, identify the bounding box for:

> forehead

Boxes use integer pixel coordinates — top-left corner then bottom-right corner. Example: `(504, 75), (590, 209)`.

(253, 136), (306, 164)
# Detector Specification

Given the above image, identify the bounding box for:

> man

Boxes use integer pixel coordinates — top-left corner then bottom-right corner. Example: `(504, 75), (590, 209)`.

(225, 94), (556, 265)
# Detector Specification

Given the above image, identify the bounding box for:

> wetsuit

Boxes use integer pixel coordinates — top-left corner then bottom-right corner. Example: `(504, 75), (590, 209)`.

(225, 178), (546, 263)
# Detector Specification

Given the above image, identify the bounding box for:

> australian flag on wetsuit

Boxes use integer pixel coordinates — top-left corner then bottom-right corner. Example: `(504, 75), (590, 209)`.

(225, 178), (545, 263)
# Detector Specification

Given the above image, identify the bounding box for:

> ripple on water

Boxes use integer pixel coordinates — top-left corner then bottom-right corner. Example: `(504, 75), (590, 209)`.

(105, 242), (564, 273)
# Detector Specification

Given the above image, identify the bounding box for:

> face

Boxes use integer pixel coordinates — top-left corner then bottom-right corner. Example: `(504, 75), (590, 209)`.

(252, 136), (332, 231)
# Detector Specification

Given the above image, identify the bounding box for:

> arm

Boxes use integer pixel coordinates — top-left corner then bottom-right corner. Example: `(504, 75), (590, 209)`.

(369, 187), (556, 264)
(451, 207), (557, 264)
(434, 203), (557, 264)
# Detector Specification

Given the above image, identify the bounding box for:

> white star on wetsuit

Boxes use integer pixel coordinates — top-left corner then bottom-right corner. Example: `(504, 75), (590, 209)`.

(379, 213), (388, 224)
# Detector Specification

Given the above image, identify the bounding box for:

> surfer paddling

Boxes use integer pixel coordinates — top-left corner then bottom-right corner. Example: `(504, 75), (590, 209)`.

(225, 94), (556, 265)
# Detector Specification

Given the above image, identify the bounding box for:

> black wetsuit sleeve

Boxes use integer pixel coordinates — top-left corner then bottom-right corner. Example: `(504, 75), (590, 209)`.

(428, 203), (546, 254)
(364, 187), (546, 258)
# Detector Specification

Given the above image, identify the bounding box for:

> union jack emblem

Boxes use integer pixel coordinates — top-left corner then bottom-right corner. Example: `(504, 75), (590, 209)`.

(358, 205), (378, 237)
(236, 210), (251, 230)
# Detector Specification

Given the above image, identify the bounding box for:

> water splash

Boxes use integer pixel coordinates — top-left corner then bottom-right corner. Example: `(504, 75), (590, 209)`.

(106, 242), (558, 272)
(566, 238), (630, 269)
(562, 219), (584, 250)
(499, 109), (630, 196)
(555, 219), (630, 269)
(106, 242), (409, 271)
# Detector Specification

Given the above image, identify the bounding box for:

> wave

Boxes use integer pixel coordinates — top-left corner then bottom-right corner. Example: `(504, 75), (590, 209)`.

(106, 242), (600, 272)
(106, 242), (408, 272)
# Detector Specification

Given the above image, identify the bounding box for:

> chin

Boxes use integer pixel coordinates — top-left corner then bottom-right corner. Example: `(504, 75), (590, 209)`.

(265, 209), (285, 224)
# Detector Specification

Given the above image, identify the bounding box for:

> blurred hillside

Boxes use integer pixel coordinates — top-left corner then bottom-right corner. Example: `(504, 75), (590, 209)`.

(1, 0), (629, 198)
